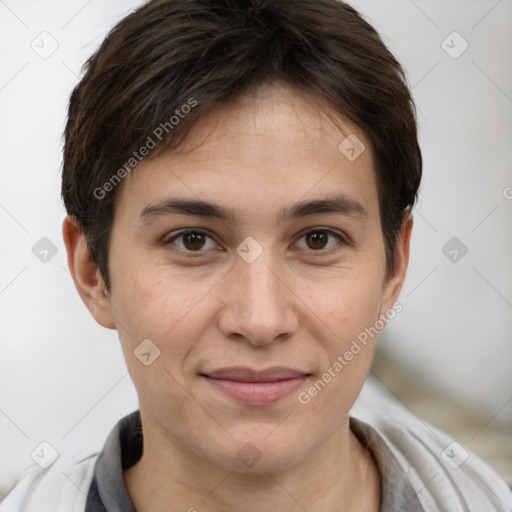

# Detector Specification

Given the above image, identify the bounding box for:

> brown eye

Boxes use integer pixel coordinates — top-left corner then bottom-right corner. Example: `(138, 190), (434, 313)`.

(295, 228), (346, 254)
(182, 232), (206, 251)
(305, 231), (329, 250)
(165, 230), (218, 252)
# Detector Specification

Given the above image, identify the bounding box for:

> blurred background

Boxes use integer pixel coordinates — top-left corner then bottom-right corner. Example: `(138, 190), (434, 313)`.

(0, 0), (511, 496)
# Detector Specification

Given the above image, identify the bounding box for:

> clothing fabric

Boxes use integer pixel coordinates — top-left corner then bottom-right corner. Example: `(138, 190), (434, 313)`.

(2, 377), (511, 511)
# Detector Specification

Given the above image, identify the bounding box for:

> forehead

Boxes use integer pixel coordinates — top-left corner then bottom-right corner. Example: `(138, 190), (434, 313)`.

(115, 84), (379, 226)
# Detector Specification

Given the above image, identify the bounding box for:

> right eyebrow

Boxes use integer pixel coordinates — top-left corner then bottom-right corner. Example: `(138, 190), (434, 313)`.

(139, 198), (236, 224)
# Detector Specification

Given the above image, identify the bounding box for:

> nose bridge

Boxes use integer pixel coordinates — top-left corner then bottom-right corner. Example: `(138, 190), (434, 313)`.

(239, 242), (283, 313)
(242, 252), (280, 305)
(219, 240), (297, 344)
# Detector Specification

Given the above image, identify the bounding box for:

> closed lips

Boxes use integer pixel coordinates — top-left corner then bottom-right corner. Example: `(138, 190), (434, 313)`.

(202, 367), (311, 382)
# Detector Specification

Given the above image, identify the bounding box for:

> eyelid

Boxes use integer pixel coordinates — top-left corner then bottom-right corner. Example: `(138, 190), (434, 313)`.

(293, 227), (350, 255)
(163, 228), (221, 251)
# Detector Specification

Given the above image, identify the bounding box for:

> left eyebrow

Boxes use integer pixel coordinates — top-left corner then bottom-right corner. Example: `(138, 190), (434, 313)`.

(138, 192), (367, 224)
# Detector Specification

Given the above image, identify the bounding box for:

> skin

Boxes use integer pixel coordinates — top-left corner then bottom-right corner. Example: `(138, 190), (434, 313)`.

(63, 83), (412, 511)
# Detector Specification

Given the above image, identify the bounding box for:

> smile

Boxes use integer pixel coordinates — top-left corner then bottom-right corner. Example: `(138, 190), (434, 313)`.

(201, 366), (311, 406)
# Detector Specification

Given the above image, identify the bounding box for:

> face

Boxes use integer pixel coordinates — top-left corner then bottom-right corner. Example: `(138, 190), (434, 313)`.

(75, 84), (409, 474)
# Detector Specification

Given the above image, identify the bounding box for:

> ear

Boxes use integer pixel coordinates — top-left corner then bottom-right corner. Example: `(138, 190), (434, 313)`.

(62, 216), (116, 329)
(380, 213), (413, 315)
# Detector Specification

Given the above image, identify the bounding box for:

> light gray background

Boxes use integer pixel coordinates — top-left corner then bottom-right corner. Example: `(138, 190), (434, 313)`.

(1, 0), (511, 495)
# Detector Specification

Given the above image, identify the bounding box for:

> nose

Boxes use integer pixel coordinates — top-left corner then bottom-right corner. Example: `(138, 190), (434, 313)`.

(217, 245), (299, 346)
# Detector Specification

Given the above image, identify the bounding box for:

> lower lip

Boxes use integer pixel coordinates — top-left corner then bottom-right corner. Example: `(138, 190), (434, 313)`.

(203, 376), (308, 405)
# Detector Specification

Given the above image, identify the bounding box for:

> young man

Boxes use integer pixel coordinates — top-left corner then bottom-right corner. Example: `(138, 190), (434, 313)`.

(2, 0), (511, 510)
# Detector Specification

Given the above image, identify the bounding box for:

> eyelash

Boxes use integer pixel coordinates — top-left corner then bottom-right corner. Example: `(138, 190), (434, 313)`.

(163, 227), (349, 257)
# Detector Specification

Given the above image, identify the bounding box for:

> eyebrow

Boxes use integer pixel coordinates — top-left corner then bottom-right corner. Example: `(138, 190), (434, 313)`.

(139, 193), (367, 224)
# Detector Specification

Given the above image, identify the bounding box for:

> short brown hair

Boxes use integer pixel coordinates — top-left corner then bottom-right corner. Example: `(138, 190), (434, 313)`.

(62, 0), (422, 291)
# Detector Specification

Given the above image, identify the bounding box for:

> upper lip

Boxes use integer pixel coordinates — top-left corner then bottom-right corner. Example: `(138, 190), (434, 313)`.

(202, 366), (310, 382)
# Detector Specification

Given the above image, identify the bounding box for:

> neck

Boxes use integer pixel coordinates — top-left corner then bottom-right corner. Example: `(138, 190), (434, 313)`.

(124, 411), (381, 512)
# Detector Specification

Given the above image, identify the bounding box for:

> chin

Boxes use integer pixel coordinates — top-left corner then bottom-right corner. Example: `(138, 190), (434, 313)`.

(201, 429), (310, 475)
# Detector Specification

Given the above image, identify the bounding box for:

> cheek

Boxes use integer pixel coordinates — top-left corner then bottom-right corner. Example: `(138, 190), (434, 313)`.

(108, 252), (194, 338)
(300, 279), (381, 421)
(314, 267), (384, 342)
(302, 268), (383, 397)
(109, 269), (202, 413)
(108, 256), (222, 382)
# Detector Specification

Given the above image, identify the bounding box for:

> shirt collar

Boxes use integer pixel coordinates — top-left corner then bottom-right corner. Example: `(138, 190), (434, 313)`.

(86, 410), (424, 511)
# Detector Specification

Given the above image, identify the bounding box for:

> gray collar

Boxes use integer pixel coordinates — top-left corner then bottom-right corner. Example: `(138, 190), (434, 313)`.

(86, 410), (424, 511)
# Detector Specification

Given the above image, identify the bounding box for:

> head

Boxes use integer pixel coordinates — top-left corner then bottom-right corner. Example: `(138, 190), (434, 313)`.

(62, 0), (421, 474)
